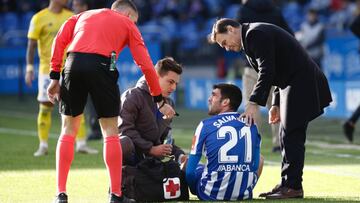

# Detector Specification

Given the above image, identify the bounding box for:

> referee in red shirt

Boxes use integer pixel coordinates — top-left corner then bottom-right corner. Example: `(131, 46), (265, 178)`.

(47, 0), (176, 202)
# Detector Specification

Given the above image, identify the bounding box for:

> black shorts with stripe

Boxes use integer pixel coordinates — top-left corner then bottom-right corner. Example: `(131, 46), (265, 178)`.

(59, 52), (120, 118)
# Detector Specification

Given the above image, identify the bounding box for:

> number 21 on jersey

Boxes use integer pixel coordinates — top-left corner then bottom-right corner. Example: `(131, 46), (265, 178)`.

(217, 125), (252, 164)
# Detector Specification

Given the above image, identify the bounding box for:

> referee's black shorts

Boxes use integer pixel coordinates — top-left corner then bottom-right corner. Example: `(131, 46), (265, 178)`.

(59, 52), (120, 118)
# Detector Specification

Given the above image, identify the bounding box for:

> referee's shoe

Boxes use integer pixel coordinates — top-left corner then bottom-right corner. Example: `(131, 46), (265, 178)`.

(54, 193), (67, 203)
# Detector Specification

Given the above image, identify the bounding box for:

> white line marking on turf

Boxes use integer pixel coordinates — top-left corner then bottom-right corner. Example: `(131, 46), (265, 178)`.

(0, 110), (38, 119)
(0, 127), (58, 138)
(307, 141), (360, 150)
(309, 150), (360, 160)
(265, 160), (360, 179)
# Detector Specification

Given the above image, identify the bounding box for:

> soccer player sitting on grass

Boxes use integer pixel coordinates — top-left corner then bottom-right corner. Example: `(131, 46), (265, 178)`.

(186, 83), (264, 201)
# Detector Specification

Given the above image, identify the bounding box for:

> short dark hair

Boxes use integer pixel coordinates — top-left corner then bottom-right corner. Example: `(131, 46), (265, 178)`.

(155, 57), (183, 76)
(213, 83), (242, 111)
(208, 18), (240, 44)
(111, 0), (138, 13)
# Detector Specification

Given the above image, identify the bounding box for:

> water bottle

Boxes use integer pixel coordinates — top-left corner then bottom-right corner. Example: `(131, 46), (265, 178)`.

(164, 130), (173, 145)
(110, 51), (116, 71)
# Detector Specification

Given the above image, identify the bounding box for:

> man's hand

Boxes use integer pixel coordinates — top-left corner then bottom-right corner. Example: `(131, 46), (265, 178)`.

(149, 144), (173, 157)
(47, 80), (60, 104)
(157, 101), (176, 119)
(179, 154), (188, 171)
(25, 70), (34, 87)
(240, 102), (258, 126)
(269, 105), (280, 124)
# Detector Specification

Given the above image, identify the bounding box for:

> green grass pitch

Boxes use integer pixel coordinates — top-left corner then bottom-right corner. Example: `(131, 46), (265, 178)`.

(0, 95), (359, 202)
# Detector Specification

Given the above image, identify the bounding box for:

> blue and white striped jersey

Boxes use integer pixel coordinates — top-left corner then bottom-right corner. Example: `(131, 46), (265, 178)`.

(188, 112), (261, 200)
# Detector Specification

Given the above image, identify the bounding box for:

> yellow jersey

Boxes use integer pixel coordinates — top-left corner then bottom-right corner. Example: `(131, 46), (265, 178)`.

(27, 8), (73, 74)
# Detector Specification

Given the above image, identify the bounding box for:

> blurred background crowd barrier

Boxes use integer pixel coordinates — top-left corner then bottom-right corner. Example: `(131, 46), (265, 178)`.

(0, 0), (359, 118)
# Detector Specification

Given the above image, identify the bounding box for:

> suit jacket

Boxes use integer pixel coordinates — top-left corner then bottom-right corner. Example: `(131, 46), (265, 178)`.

(241, 23), (332, 129)
(119, 76), (184, 160)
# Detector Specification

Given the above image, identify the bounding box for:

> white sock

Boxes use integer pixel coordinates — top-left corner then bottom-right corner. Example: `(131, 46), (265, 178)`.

(40, 141), (48, 149)
(76, 139), (86, 149)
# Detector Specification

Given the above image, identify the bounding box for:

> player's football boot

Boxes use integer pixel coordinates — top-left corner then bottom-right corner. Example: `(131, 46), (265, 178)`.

(76, 144), (99, 154)
(33, 146), (48, 157)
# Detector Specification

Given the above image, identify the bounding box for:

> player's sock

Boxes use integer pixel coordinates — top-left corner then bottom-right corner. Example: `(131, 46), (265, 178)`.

(39, 141), (48, 149)
(37, 104), (53, 143)
(56, 134), (75, 194)
(104, 136), (123, 197)
(76, 114), (87, 141)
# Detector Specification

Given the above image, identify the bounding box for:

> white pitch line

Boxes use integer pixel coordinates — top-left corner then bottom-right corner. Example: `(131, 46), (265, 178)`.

(265, 160), (360, 179)
(0, 127), (59, 138)
(307, 141), (360, 150)
(0, 110), (38, 119)
(309, 150), (360, 160)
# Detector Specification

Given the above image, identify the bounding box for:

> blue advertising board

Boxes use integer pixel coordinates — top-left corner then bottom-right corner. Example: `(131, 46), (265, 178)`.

(323, 81), (346, 117)
(184, 78), (244, 111)
(344, 81), (360, 116)
(0, 43), (161, 95)
(323, 34), (360, 81)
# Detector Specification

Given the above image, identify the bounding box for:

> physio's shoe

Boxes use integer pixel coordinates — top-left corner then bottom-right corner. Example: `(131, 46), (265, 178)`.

(33, 146), (48, 157)
(109, 194), (136, 203)
(54, 193), (68, 203)
(76, 145), (99, 154)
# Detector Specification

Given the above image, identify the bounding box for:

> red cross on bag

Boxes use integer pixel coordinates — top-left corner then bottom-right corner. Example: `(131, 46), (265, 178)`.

(163, 177), (181, 199)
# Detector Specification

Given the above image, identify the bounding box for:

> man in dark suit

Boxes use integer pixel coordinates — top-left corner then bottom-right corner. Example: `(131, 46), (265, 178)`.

(208, 18), (332, 199)
(236, 0), (294, 153)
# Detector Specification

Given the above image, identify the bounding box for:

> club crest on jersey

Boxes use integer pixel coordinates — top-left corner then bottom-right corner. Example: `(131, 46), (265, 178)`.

(163, 178), (181, 199)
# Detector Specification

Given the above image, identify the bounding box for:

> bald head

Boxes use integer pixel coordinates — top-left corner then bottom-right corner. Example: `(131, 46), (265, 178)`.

(111, 0), (138, 23)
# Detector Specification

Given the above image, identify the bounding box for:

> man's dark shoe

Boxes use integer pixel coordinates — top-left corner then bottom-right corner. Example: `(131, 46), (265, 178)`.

(109, 193), (136, 203)
(54, 193), (68, 203)
(266, 187), (304, 199)
(343, 121), (354, 142)
(259, 184), (283, 197)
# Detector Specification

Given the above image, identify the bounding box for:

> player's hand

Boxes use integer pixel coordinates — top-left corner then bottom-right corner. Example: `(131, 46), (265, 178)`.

(269, 105), (280, 124)
(25, 70), (34, 87)
(149, 144), (173, 157)
(240, 102), (258, 126)
(158, 102), (176, 119)
(47, 80), (60, 104)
